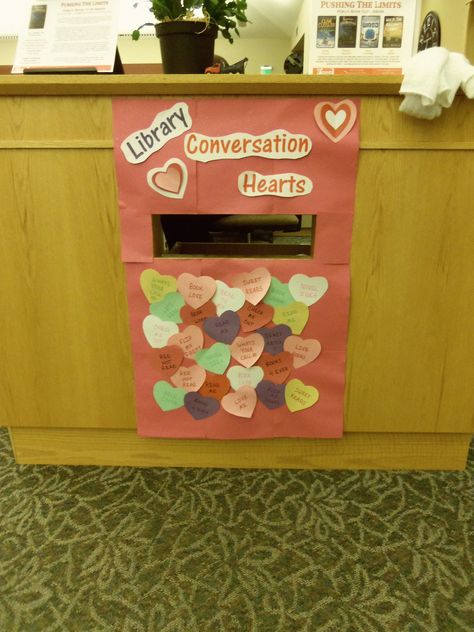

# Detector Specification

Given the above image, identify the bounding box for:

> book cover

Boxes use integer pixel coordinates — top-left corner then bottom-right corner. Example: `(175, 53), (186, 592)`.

(360, 16), (380, 49)
(382, 16), (404, 48)
(316, 16), (336, 48)
(337, 16), (357, 48)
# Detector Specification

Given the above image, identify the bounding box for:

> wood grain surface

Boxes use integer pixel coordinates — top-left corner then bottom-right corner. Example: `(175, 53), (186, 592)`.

(8, 427), (471, 470)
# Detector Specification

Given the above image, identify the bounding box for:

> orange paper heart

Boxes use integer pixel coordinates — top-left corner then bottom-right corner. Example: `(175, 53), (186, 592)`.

(148, 345), (184, 376)
(180, 301), (216, 327)
(232, 267), (271, 305)
(284, 335), (322, 368)
(168, 325), (204, 359)
(257, 351), (293, 384)
(199, 373), (231, 400)
(238, 301), (274, 333)
(177, 273), (217, 309)
(222, 386), (257, 419)
(230, 334), (265, 368)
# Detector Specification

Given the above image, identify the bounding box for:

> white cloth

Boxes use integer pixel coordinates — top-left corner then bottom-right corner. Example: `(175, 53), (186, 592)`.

(399, 47), (474, 119)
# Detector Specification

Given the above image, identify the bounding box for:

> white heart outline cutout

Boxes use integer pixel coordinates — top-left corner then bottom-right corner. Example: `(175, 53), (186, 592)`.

(147, 158), (188, 199)
(325, 109), (346, 131)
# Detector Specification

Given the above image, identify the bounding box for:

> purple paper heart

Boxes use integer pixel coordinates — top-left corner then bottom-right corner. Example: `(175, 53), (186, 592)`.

(256, 380), (286, 410)
(256, 325), (292, 355)
(203, 310), (240, 344)
(184, 392), (220, 420)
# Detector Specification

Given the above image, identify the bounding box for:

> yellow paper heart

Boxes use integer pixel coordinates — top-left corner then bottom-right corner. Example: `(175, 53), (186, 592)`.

(140, 269), (177, 303)
(273, 301), (309, 335)
(285, 379), (319, 413)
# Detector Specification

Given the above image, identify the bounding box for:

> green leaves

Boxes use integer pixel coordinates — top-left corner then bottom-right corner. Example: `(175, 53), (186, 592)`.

(133, 1), (249, 43)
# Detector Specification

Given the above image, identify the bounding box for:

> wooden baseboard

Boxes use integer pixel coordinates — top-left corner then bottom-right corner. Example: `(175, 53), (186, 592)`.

(7, 428), (472, 470)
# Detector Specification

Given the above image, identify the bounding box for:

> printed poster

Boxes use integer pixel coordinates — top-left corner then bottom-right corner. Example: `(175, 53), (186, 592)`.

(309, 0), (420, 75)
(112, 97), (359, 439)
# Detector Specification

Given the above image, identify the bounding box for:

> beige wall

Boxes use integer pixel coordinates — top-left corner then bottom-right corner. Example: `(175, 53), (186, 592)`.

(117, 34), (291, 74)
(0, 38), (16, 65)
(0, 33), (291, 74)
(420, 0), (471, 54)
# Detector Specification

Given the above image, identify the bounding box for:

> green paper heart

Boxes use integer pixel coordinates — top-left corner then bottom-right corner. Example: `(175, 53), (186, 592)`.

(150, 292), (185, 324)
(264, 277), (294, 308)
(153, 381), (186, 412)
(195, 343), (231, 375)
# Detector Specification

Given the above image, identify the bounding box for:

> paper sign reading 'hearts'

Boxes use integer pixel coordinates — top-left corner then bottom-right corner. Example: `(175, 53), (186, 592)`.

(199, 374), (231, 400)
(256, 324), (292, 355)
(288, 274), (328, 306)
(140, 269), (177, 303)
(195, 343), (231, 375)
(256, 381), (286, 410)
(257, 351), (292, 384)
(238, 301), (274, 332)
(148, 345), (184, 376)
(212, 280), (246, 316)
(227, 366), (264, 391)
(273, 302), (309, 335)
(263, 277), (294, 308)
(153, 381), (186, 411)
(150, 292), (185, 324)
(184, 392), (220, 420)
(232, 267), (271, 306)
(147, 158), (188, 199)
(203, 310), (240, 344)
(313, 100), (357, 144)
(177, 273), (216, 309)
(285, 379), (320, 413)
(180, 301), (216, 327)
(230, 334), (265, 368)
(168, 325), (203, 359)
(222, 386), (257, 419)
(284, 336), (322, 368)
(170, 364), (206, 392)
(143, 315), (179, 349)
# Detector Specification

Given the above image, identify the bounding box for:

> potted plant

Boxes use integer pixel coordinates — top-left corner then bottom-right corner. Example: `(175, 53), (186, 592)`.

(132, 1), (249, 74)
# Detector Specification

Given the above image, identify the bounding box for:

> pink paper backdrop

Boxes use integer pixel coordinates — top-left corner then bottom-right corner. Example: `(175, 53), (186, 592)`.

(112, 98), (360, 262)
(112, 97), (360, 439)
(127, 260), (349, 439)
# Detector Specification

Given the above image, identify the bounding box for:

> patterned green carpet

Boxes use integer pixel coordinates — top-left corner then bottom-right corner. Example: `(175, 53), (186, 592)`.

(0, 428), (472, 632)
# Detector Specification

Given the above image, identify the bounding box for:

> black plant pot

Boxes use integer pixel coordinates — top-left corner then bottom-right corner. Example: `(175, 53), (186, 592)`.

(155, 21), (218, 74)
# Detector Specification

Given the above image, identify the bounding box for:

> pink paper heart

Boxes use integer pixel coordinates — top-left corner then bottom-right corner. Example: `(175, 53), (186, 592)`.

(222, 386), (257, 419)
(313, 100), (357, 143)
(170, 364), (206, 392)
(232, 267), (271, 306)
(177, 273), (217, 309)
(168, 325), (204, 359)
(230, 334), (265, 368)
(147, 158), (188, 199)
(284, 335), (322, 369)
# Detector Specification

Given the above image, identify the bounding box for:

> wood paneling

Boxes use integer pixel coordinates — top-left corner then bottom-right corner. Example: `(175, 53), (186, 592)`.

(346, 150), (474, 433)
(0, 149), (136, 428)
(0, 94), (472, 146)
(0, 74), (403, 97)
(9, 427), (471, 470)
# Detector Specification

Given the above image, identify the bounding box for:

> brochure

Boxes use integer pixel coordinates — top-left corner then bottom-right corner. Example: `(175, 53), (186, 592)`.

(12, 0), (119, 74)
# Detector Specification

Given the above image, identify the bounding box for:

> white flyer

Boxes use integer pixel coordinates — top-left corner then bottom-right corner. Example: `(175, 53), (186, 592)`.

(308, 0), (421, 75)
(12, 0), (119, 74)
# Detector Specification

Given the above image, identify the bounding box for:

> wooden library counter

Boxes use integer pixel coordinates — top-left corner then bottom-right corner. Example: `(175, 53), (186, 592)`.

(1, 76), (473, 468)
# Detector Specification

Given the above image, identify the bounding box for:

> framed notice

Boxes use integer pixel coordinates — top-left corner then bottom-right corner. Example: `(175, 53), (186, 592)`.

(12, 0), (119, 74)
(309, 0), (421, 75)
